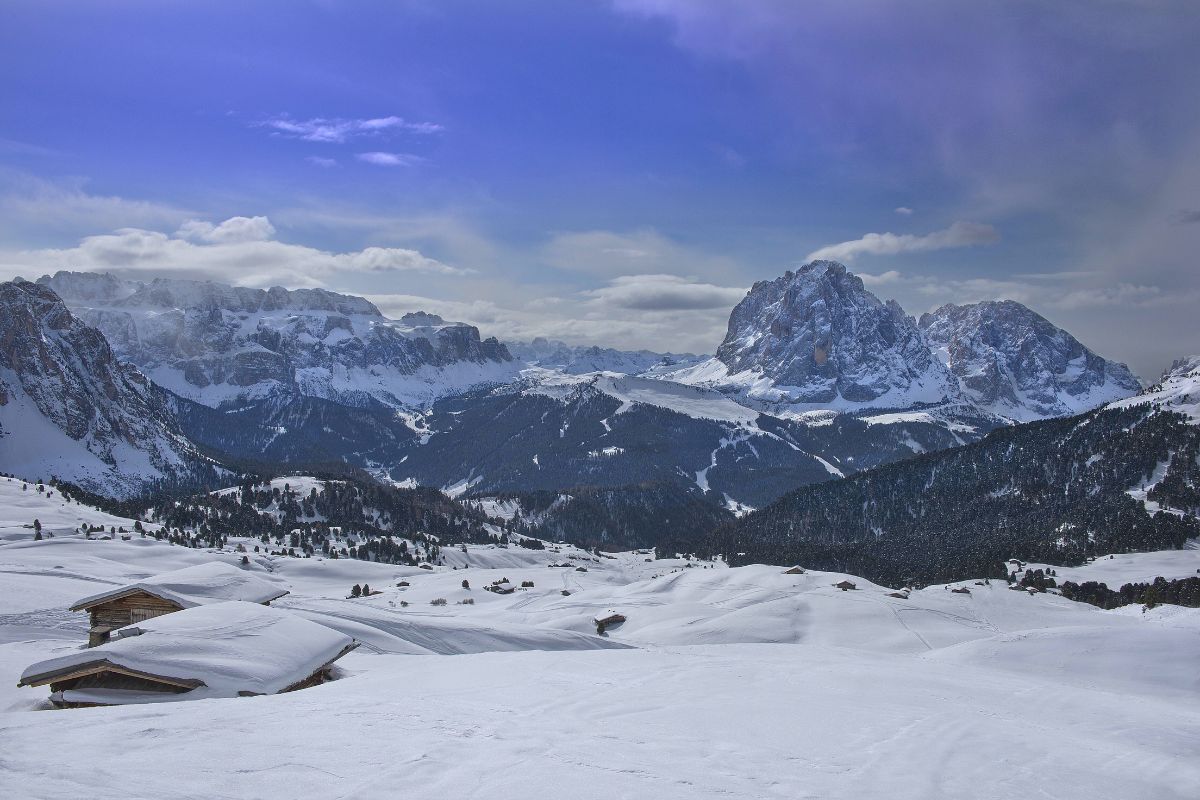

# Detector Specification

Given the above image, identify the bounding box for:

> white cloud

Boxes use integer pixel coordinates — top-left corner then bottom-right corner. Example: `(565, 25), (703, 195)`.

(176, 216), (276, 244)
(356, 152), (425, 167)
(894, 206), (914, 215)
(0, 216), (469, 288)
(583, 274), (746, 310)
(259, 115), (442, 143)
(806, 221), (998, 262)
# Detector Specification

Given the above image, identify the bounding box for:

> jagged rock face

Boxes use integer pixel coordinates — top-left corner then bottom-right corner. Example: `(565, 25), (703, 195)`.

(38, 272), (515, 409)
(0, 280), (199, 493)
(712, 261), (958, 407)
(919, 300), (1141, 421)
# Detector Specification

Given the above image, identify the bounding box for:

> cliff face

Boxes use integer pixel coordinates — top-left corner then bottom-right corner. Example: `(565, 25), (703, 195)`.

(0, 280), (200, 495)
(38, 271), (515, 409)
(920, 300), (1141, 421)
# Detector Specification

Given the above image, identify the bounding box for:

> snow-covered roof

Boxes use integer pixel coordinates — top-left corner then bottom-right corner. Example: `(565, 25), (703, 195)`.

(70, 561), (289, 611)
(21, 601), (357, 700)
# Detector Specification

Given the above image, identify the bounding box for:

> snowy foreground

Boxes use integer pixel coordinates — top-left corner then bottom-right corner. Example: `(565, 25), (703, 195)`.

(1, 485), (1199, 798)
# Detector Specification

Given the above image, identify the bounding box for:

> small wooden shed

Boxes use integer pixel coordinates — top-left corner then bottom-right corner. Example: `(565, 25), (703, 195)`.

(20, 601), (357, 708)
(834, 580), (857, 591)
(70, 561), (288, 647)
(783, 566), (806, 575)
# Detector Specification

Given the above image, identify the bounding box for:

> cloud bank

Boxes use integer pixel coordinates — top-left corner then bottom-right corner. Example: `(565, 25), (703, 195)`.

(0, 216), (468, 288)
(806, 221), (998, 262)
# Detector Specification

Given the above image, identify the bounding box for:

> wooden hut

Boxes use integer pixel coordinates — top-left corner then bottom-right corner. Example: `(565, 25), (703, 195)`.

(70, 561), (288, 646)
(20, 601), (357, 708)
(783, 566), (806, 575)
(594, 610), (627, 635)
(834, 580), (857, 591)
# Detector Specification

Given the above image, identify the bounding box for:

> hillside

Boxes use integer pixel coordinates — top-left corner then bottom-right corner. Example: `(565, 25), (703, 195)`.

(713, 399), (1200, 585)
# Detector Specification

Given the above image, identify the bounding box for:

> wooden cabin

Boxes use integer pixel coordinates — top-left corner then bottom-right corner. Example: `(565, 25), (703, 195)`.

(20, 601), (358, 708)
(834, 580), (857, 591)
(70, 561), (289, 647)
(784, 566), (806, 575)
(594, 610), (627, 635)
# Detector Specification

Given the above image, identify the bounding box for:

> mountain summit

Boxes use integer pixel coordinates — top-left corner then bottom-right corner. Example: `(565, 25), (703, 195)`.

(919, 300), (1141, 421)
(678, 261), (961, 410)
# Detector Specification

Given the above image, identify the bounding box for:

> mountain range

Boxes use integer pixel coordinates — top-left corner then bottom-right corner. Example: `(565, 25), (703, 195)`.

(0, 263), (1167, 536)
(712, 356), (1200, 584)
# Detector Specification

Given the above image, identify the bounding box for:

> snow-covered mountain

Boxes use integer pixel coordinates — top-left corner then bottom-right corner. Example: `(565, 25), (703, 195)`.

(38, 271), (519, 410)
(0, 280), (203, 495)
(509, 338), (705, 376)
(670, 261), (963, 411)
(919, 300), (1142, 421)
(667, 261), (1139, 423)
(380, 370), (994, 509)
(720, 357), (1200, 584)
(1110, 354), (1200, 421)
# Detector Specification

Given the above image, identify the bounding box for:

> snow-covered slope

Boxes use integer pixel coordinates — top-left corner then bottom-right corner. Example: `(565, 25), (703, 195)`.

(919, 300), (1141, 421)
(38, 271), (519, 409)
(1109, 354), (1200, 421)
(1, 531), (1198, 799)
(0, 475), (164, 543)
(387, 368), (988, 509)
(671, 261), (962, 411)
(0, 280), (203, 495)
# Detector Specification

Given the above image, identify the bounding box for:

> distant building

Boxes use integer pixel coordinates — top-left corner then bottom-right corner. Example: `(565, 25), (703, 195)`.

(834, 580), (857, 591)
(593, 610), (627, 628)
(20, 601), (357, 708)
(70, 561), (288, 646)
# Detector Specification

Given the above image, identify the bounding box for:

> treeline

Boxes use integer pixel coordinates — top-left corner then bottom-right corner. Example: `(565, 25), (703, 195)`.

(1060, 577), (1200, 610)
(56, 472), (504, 566)
(707, 405), (1200, 587)
(479, 482), (733, 551)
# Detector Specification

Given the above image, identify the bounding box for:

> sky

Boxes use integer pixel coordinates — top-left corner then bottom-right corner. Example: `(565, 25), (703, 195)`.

(1, 0), (1199, 379)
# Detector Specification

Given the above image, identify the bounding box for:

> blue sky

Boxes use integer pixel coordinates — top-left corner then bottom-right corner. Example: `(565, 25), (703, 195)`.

(2, 0), (1199, 377)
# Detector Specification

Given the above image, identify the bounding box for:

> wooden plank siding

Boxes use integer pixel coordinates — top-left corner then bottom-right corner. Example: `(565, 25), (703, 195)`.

(85, 592), (183, 646)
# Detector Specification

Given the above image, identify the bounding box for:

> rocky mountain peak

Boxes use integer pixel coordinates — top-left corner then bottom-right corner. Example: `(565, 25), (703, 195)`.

(34, 271), (515, 410)
(919, 300), (1141, 421)
(711, 260), (958, 407)
(0, 280), (200, 495)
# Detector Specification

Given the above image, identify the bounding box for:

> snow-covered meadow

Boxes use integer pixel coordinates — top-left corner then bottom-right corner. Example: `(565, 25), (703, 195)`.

(1, 479), (1198, 799)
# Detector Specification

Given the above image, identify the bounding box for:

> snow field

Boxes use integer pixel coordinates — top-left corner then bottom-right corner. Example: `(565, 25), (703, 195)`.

(1, 481), (1198, 798)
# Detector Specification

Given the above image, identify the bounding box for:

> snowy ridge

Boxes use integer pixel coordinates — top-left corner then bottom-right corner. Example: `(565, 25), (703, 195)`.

(665, 262), (1138, 425)
(509, 337), (705, 376)
(920, 300), (1141, 421)
(38, 271), (518, 410)
(0, 280), (203, 495)
(1109, 354), (1200, 422)
(671, 261), (962, 412)
(523, 370), (760, 425)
